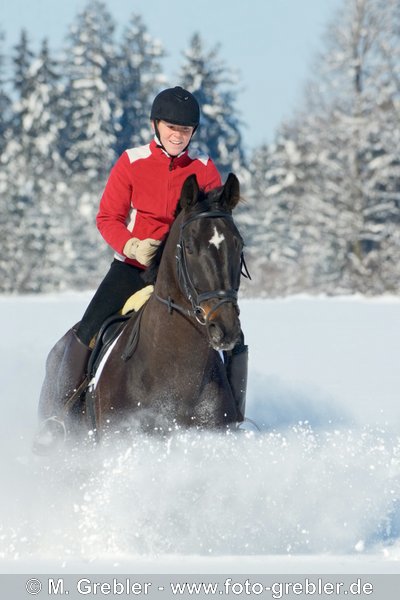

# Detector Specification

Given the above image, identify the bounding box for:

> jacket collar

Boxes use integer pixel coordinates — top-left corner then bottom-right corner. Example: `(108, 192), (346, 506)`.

(150, 138), (190, 167)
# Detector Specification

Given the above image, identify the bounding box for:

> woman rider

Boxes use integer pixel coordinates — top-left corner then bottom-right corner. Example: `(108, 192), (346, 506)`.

(33, 86), (248, 453)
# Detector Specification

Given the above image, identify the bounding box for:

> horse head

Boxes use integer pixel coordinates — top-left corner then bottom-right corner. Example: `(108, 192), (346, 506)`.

(174, 172), (244, 351)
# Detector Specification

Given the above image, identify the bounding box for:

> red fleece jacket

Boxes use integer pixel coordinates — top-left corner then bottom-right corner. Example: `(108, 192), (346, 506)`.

(96, 139), (221, 268)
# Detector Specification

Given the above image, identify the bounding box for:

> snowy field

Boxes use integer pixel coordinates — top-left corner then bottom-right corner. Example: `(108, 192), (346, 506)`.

(1, 293), (400, 574)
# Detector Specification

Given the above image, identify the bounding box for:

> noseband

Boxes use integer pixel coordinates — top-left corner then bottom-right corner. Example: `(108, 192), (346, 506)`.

(156, 210), (249, 326)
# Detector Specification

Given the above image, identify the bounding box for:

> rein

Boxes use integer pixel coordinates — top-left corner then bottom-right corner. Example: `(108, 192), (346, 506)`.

(156, 210), (250, 326)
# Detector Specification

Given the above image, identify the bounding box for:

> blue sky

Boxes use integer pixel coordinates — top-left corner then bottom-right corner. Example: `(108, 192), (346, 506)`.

(1, 0), (343, 151)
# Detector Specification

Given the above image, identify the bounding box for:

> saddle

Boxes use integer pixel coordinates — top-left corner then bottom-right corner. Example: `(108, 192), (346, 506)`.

(87, 285), (154, 379)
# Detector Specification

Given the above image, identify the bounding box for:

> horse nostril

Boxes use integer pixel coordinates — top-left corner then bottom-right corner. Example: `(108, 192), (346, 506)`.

(208, 322), (224, 343)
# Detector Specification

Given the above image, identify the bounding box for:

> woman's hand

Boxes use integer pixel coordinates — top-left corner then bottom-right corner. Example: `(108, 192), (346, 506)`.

(123, 237), (161, 266)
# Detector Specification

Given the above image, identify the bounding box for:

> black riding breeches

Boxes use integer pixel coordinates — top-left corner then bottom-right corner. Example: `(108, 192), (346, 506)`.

(76, 259), (147, 345)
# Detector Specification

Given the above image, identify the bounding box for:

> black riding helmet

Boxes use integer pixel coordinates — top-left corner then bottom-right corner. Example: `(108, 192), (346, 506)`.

(150, 86), (200, 129)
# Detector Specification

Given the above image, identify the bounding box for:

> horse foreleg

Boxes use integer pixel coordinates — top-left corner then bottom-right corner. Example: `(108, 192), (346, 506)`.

(194, 351), (239, 427)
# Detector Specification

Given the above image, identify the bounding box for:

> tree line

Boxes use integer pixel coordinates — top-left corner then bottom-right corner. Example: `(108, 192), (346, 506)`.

(1, 0), (400, 297)
(243, 0), (400, 296)
(0, 0), (244, 293)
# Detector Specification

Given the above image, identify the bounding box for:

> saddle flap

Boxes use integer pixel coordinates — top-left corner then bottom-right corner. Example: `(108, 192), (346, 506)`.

(88, 314), (130, 378)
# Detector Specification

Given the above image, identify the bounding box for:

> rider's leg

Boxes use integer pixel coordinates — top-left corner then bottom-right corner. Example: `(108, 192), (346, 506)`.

(33, 328), (92, 454)
(33, 260), (146, 454)
(76, 259), (146, 346)
(225, 331), (248, 422)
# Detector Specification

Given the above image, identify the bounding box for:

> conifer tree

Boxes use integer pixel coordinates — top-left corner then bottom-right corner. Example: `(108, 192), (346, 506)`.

(22, 39), (74, 292)
(60, 0), (120, 286)
(1, 30), (35, 292)
(1, 35), (72, 292)
(179, 33), (245, 179)
(0, 29), (12, 289)
(247, 126), (329, 295)
(115, 13), (165, 154)
(0, 29), (11, 155)
(248, 0), (400, 296)
(61, 0), (119, 179)
(307, 0), (400, 293)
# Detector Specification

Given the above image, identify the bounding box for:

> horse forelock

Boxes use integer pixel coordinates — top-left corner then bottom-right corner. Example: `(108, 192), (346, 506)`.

(184, 186), (232, 217)
(199, 185), (224, 209)
(197, 185), (245, 213)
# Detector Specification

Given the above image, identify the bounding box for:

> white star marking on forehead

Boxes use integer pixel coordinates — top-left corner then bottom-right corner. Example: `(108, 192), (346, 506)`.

(209, 226), (225, 250)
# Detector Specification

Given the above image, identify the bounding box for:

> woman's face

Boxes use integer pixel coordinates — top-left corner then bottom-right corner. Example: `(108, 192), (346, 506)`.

(154, 120), (194, 156)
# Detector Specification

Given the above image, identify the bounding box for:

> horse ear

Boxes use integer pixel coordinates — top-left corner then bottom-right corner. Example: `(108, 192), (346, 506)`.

(221, 173), (240, 210)
(179, 174), (200, 208)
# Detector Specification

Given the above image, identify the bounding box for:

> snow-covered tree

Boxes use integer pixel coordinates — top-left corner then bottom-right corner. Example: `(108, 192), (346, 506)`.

(365, 0), (400, 291)
(13, 38), (64, 176)
(59, 0), (121, 286)
(246, 122), (337, 296)
(0, 29), (11, 155)
(1, 35), (73, 292)
(247, 0), (400, 296)
(0, 29), (12, 286)
(11, 29), (33, 104)
(0, 30), (35, 292)
(61, 0), (119, 178)
(307, 0), (400, 293)
(179, 33), (245, 180)
(115, 13), (165, 154)
(20, 39), (76, 292)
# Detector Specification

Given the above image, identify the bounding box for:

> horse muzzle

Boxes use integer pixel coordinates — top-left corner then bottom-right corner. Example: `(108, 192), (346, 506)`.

(205, 302), (241, 351)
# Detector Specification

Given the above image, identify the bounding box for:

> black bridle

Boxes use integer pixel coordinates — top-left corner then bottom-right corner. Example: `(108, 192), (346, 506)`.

(156, 210), (250, 326)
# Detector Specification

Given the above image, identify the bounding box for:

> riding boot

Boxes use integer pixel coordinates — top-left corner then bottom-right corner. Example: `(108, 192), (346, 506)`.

(225, 341), (248, 423)
(32, 329), (92, 455)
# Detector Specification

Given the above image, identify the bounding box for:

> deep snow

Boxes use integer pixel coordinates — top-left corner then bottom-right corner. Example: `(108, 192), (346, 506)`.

(1, 293), (400, 573)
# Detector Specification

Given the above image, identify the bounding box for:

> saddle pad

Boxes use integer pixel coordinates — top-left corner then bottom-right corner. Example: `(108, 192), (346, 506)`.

(90, 331), (123, 389)
(121, 285), (154, 315)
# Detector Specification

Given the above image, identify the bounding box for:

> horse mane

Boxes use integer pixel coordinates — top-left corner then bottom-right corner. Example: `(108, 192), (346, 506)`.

(141, 239), (166, 284)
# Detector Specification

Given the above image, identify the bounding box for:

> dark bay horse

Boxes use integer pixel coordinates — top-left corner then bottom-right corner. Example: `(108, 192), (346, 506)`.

(90, 173), (246, 437)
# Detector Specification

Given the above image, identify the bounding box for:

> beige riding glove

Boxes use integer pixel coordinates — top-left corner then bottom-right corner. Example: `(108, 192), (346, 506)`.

(123, 237), (161, 266)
